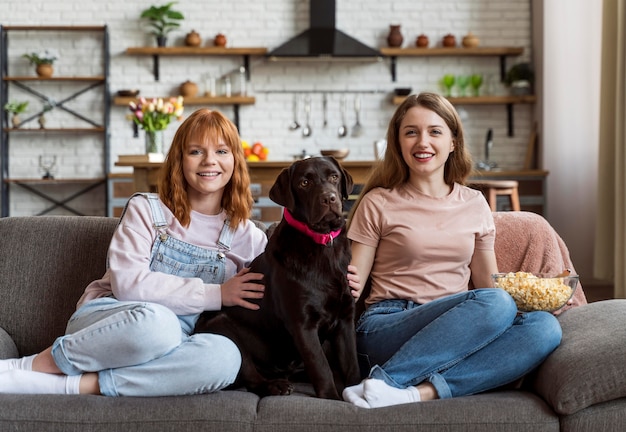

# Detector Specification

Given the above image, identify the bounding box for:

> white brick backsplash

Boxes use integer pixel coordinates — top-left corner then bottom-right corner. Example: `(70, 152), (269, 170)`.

(1, 0), (533, 216)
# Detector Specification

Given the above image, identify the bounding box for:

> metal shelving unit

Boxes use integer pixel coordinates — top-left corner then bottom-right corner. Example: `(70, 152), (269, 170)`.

(0, 25), (110, 216)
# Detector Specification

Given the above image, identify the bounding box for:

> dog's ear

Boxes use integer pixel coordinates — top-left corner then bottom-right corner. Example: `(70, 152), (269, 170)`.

(326, 156), (354, 200)
(269, 166), (295, 209)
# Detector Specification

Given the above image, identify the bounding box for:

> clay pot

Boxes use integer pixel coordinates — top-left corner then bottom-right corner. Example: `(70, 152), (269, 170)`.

(415, 34), (429, 48)
(387, 25), (404, 48)
(442, 34), (457, 48)
(214, 33), (227, 47)
(36, 63), (53, 78)
(11, 115), (20, 128)
(180, 80), (198, 98)
(462, 32), (480, 48)
(185, 30), (202, 47)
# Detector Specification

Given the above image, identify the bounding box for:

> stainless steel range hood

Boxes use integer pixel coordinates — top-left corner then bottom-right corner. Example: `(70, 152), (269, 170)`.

(267, 0), (381, 61)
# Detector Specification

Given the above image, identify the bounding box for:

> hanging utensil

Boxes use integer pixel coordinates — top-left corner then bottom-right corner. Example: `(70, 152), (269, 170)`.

(338, 95), (348, 138)
(322, 93), (328, 128)
(351, 95), (363, 137)
(302, 95), (312, 138)
(289, 94), (300, 130)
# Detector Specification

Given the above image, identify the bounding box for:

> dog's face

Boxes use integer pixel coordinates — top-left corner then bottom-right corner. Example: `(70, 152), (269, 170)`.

(269, 156), (354, 232)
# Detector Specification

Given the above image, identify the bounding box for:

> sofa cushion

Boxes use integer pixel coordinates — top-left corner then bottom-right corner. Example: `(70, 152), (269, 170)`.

(0, 390), (259, 432)
(0, 216), (118, 356)
(532, 300), (626, 415)
(256, 388), (558, 432)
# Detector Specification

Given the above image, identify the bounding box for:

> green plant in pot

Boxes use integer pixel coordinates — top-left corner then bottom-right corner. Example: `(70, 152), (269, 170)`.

(3, 100), (29, 128)
(140, 2), (185, 47)
(505, 63), (535, 96)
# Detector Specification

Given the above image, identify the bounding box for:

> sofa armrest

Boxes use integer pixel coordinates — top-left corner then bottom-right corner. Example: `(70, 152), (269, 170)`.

(532, 300), (626, 415)
(0, 327), (19, 359)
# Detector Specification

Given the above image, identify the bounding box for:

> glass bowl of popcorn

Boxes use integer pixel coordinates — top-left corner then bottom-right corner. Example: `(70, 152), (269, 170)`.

(492, 271), (579, 312)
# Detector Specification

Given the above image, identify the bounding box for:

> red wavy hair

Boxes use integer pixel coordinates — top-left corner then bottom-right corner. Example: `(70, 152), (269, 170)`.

(158, 108), (253, 228)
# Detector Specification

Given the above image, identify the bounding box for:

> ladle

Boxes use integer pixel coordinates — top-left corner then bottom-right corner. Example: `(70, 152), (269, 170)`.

(289, 94), (300, 130)
(302, 95), (312, 137)
(351, 96), (363, 137)
(338, 95), (348, 138)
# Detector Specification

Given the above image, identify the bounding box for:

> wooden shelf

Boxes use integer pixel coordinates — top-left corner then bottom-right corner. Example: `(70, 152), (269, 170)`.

(381, 46), (525, 82)
(3, 76), (105, 82)
(126, 46), (267, 56)
(392, 95), (536, 105)
(380, 47), (524, 57)
(126, 46), (267, 81)
(4, 127), (105, 133)
(113, 96), (255, 106)
(2, 25), (107, 32)
(5, 177), (106, 184)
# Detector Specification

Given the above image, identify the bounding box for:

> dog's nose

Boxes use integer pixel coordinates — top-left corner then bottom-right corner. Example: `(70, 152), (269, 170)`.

(321, 193), (338, 205)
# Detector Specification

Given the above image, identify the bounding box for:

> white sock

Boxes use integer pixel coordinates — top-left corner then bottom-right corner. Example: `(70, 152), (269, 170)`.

(0, 370), (82, 395)
(363, 378), (421, 408)
(342, 382), (370, 408)
(0, 354), (36, 372)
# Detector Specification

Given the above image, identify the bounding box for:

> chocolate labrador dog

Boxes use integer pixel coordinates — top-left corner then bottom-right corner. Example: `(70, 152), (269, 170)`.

(194, 156), (360, 400)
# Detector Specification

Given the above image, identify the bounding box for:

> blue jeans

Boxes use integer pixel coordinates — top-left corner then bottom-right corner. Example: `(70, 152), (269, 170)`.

(51, 298), (241, 397)
(356, 289), (562, 399)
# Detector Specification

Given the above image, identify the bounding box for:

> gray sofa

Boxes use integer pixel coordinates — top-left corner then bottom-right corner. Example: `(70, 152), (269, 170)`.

(1, 213), (626, 432)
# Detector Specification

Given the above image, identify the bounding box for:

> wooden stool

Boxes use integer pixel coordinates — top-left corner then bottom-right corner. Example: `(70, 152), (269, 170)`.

(467, 179), (521, 211)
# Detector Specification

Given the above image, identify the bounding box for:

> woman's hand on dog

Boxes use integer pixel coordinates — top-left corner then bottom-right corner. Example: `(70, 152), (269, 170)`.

(347, 265), (362, 300)
(221, 268), (265, 310)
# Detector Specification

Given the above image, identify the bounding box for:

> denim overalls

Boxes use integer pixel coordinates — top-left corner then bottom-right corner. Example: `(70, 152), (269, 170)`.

(50, 193), (242, 396)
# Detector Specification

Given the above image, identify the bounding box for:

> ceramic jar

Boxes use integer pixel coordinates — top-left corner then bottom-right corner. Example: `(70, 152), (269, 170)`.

(442, 34), (457, 48)
(214, 33), (227, 47)
(415, 34), (429, 48)
(387, 25), (403, 48)
(462, 32), (480, 48)
(185, 30), (202, 47)
(180, 80), (199, 97)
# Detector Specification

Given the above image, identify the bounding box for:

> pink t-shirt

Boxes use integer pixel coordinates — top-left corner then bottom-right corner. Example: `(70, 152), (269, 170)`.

(77, 196), (268, 315)
(348, 182), (495, 306)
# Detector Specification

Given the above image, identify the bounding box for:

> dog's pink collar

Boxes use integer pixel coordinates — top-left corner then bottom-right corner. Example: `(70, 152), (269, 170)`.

(283, 209), (342, 246)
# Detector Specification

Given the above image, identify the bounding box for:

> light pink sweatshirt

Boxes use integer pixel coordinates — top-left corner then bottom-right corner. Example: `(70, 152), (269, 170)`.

(77, 196), (268, 315)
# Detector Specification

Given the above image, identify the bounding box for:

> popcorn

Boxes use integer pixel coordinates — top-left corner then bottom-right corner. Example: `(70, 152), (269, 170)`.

(492, 271), (576, 312)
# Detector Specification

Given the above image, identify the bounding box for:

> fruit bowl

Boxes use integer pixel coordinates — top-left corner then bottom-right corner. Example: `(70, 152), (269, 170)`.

(320, 149), (350, 160)
(492, 271), (579, 312)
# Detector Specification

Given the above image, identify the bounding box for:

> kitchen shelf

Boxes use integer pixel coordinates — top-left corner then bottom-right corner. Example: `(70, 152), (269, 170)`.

(4, 127), (106, 133)
(113, 95), (255, 131)
(380, 46), (524, 82)
(125, 46), (268, 81)
(392, 94), (536, 137)
(113, 96), (255, 106)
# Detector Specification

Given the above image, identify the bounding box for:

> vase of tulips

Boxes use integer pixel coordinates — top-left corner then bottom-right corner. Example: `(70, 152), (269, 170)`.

(127, 96), (184, 154)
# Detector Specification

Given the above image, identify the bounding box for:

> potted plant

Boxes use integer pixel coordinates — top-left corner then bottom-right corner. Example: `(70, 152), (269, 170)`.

(505, 62), (535, 95)
(140, 2), (185, 47)
(3, 100), (29, 128)
(23, 49), (59, 78)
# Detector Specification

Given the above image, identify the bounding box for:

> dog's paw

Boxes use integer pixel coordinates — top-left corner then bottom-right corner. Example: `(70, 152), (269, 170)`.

(265, 379), (294, 396)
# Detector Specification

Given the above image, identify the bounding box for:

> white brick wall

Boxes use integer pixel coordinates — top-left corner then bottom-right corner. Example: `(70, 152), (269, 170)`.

(1, 0), (533, 216)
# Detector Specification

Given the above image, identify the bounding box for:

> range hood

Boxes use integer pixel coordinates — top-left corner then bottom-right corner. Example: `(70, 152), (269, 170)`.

(267, 0), (381, 61)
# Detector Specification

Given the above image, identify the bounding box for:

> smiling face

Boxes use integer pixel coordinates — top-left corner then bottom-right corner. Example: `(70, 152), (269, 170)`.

(398, 105), (455, 182)
(182, 134), (235, 213)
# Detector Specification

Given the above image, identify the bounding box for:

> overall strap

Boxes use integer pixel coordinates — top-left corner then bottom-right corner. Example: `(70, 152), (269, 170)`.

(143, 193), (168, 229)
(217, 219), (234, 251)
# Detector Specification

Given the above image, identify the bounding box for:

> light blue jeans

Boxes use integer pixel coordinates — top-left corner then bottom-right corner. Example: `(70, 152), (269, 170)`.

(51, 297), (241, 396)
(356, 288), (562, 399)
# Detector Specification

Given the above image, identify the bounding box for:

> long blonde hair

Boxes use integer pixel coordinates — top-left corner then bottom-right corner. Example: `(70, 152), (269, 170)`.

(158, 108), (253, 228)
(349, 92), (473, 221)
